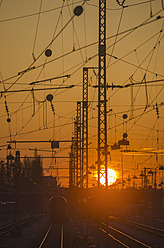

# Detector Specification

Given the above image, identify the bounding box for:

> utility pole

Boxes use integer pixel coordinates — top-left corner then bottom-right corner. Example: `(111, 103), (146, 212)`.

(82, 67), (89, 188)
(98, 0), (108, 187)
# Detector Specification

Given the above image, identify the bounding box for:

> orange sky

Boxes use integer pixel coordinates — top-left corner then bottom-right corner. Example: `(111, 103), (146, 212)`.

(0, 0), (164, 187)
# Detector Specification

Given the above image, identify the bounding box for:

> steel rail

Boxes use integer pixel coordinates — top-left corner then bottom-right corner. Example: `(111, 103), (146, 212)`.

(38, 224), (64, 248)
(100, 222), (152, 248)
(0, 215), (39, 237)
(38, 224), (53, 248)
(108, 216), (164, 237)
(60, 224), (64, 248)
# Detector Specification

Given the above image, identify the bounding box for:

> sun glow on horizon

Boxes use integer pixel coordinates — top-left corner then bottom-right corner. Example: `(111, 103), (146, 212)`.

(99, 168), (117, 186)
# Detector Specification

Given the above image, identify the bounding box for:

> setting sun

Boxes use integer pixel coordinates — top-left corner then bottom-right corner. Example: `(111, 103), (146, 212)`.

(99, 168), (117, 186)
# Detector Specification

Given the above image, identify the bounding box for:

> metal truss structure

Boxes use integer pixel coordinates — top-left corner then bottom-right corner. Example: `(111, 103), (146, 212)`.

(98, 0), (108, 187)
(82, 68), (89, 188)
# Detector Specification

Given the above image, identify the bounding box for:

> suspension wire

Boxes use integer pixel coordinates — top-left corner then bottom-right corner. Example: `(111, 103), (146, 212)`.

(150, 0), (153, 17)
(0, 71), (12, 141)
(49, 50), (90, 98)
(0, 5), (88, 145)
(0, 1), (87, 98)
(21, 104), (23, 130)
(0, 0), (84, 23)
(9, 84), (73, 141)
(107, 6), (124, 67)
(88, 102), (164, 143)
(72, 0), (75, 51)
(83, 3), (87, 61)
(149, 21), (164, 98)
(162, 0), (164, 10)
(11, 100), (44, 140)
(0, 0), (3, 8)
(139, 119), (158, 148)
(1, 1), (67, 139)
(31, 88), (35, 117)
(66, 0), (85, 63)
(1, 1), (164, 159)
(12, 110), (75, 153)
(10, 83), (163, 148)
(108, 30), (164, 101)
(2, 101), (164, 143)
(3, 121), (74, 142)
(129, 82), (134, 120)
(127, 90), (164, 135)
(53, 111), (55, 140)
(61, 6), (65, 83)
(2, 10), (164, 87)
(86, 0), (155, 10)
(128, 26), (164, 114)
(6, 87), (77, 141)
(32, 0), (44, 61)
(32, 10), (164, 78)
(32, 1), (65, 104)
(106, 8), (164, 67)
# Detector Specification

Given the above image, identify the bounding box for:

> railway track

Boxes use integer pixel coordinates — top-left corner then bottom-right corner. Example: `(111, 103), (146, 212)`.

(37, 224), (64, 248)
(99, 216), (164, 248)
(100, 222), (153, 248)
(0, 215), (40, 237)
(108, 216), (164, 237)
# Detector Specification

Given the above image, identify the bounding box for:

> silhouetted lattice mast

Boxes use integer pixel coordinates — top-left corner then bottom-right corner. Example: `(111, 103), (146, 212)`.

(98, 0), (108, 187)
(82, 68), (89, 188)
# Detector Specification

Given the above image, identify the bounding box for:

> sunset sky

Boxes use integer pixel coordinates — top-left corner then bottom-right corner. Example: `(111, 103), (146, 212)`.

(0, 0), (164, 187)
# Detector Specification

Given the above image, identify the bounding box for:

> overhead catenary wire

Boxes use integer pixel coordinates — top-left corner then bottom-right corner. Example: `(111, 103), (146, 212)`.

(35, 0), (65, 79)
(0, 0), (87, 98)
(0, 1), (84, 139)
(1, 1), (164, 185)
(107, 4), (124, 67)
(0, 0), (84, 23)
(1, 9), (164, 87)
(0, 71), (12, 141)
(0, 0), (3, 8)
(66, 0), (85, 63)
(6, 24), (163, 125)
(32, 0), (43, 61)
(107, 27), (164, 100)
(86, 0), (155, 10)
(0, 85), (74, 94)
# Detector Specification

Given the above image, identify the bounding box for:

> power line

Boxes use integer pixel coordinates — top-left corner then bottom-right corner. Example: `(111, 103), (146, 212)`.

(2, 10), (164, 86)
(0, 85), (74, 94)
(0, 0), (84, 23)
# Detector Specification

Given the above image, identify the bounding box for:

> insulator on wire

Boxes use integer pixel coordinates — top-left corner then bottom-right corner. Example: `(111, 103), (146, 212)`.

(51, 102), (55, 115)
(46, 94), (55, 115)
(4, 97), (11, 122)
(156, 103), (159, 118)
(5, 100), (9, 114)
(31, 89), (35, 117)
